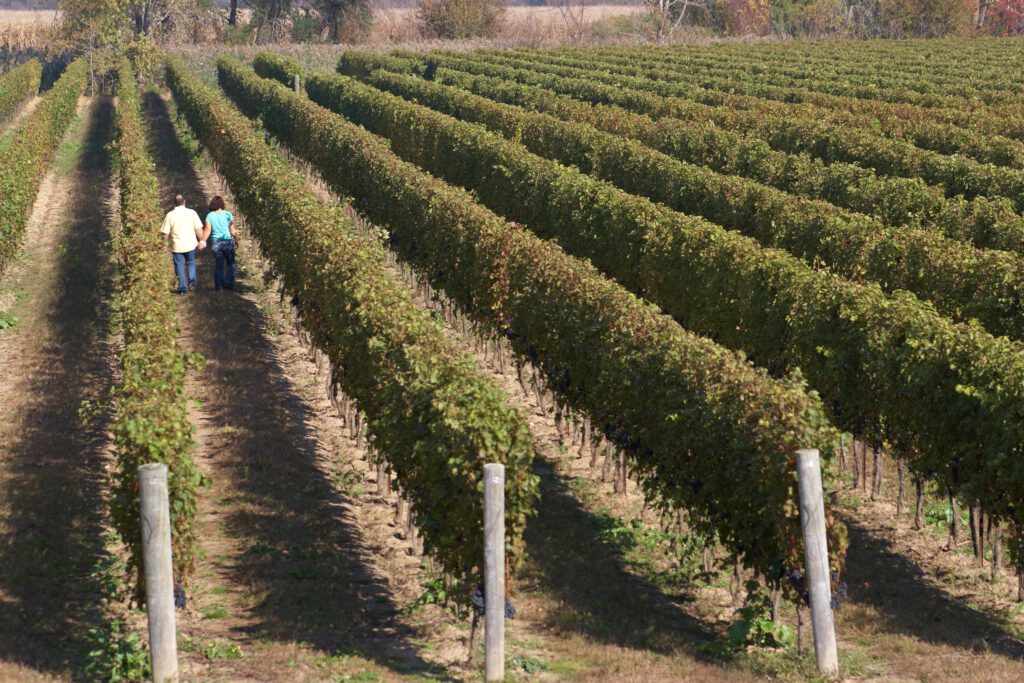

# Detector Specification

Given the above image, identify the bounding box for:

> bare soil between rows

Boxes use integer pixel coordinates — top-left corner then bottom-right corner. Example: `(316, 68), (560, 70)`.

(0, 96), (118, 680)
(1, 84), (1020, 682)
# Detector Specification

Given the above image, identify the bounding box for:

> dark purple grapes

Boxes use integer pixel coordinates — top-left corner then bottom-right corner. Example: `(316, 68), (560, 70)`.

(831, 581), (848, 609)
(470, 584), (515, 619)
(470, 585), (485, 616)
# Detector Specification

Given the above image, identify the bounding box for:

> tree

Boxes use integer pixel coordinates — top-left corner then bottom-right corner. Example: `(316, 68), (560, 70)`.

(549, 0), (589, 44)
(985, 0), (1024, 33)
(644, 0), (713, 41)
(316, 0), (373, 42)
(417, 0), (505, 38)
(125, 0), (210, 40)
(59, 0), (210, 47)
(718, 0), (771, 34)
(59, 0), (127, 51)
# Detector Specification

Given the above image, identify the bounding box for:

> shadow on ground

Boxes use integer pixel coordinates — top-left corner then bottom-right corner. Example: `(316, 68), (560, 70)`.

(522, 458), (724, 658)
(144, 90), (451, 679)
(842, 513), (1024, 660)
(0, 97), (116, 677)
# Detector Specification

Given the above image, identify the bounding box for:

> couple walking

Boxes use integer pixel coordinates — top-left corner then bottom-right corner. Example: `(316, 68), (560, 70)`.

(161, 194), (237, 293)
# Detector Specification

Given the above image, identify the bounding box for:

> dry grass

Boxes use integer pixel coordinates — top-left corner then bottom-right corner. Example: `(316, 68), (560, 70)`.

(372, 3), (644, 44)
(0, 10), (59, 53)
(0, 9), (58, 25)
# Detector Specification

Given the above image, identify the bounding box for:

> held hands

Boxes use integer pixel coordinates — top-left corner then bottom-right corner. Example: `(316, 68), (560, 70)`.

(198, 240), (207, 250)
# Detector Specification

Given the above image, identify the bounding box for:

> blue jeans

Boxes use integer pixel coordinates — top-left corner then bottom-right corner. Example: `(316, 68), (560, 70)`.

(172, 250), (196, 292)
(211, 238), (236, 290)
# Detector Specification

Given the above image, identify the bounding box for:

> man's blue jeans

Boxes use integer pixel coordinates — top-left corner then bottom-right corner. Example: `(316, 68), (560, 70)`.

(211, 238), (236, 290)
(172, 250), (196, 293)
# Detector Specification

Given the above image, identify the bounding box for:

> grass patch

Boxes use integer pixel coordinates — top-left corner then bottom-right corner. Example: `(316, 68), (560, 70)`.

(52, 112), (86, 176)
(0, 309), (18, 330)
(508, 654), (547, 676)
(202, 603), (228, 620)
(548, 657), (586, 676)
(203, 639), (243, 660)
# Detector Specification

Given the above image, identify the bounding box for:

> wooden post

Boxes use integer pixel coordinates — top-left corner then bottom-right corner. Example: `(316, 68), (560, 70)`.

(796, 449), (839, 677)
(138, 464), (179, 683)
(483, 463), (505, 682)
(293, 73), (301, 93)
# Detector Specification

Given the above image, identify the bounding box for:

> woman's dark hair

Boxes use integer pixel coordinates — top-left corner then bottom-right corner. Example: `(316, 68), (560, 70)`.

(209, 195), (226, 212)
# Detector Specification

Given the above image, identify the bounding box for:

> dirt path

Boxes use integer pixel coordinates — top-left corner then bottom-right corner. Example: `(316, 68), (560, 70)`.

(143, 93), (459, 681)
(0, 96), (118, 680)
(145, 80), (1024, 681)
(832, 482), (1024, 680)
(275, 139), (1024, 681)
(143, 86), (752, 681)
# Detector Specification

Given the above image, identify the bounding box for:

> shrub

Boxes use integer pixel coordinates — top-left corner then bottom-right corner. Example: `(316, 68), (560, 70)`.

(417, 0), (506, 38)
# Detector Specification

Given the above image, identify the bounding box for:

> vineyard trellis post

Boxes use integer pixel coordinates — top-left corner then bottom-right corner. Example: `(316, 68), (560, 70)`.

(139, 464), (179, 683)
(483, 463), (505, 682)
(796, 449), (839, 677)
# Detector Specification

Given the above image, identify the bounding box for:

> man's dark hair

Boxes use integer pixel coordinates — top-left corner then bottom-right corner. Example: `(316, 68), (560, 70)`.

(209, 195), (225, 212)
(174, 194), (186, 206)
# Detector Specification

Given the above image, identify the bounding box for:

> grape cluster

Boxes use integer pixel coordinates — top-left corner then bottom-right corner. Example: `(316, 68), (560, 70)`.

(831, 575), (848, 610)
(786, 568), (810, 606)
(470, 584), (516, 619)
(786, 568), (848, 609)
(174, 586), (187, 609)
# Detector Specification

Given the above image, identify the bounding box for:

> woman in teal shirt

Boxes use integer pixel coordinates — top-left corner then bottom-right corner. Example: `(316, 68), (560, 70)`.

(202, 196), (237, 291)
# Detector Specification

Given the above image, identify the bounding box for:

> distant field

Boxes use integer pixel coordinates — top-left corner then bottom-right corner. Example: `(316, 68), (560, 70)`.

(0, 9), (57, 24)
(372, 4), (644, 42)
(375, 4), (642, 24)
(0, 5), (642, 38)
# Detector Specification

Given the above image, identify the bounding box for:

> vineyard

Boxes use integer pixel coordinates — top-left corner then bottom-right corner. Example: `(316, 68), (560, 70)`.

(2, 37), (1024, 682)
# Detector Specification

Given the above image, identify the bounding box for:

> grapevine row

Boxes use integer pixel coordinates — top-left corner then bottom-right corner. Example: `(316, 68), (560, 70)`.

(434, 50), (1024, 208)
(636, 43), (1024, 104)
(543, 46), (1022, 111)
(516, 47), (1024, 169)
(266, 52), (1024, 535)
(0, 58), (40, 127)
(0, 59), (87, 274)
(348, 63), (1024, 342)
(339, 51), (1024, 256)
(494, 47), (1024, 143)
(217, 55), (844, 581)
(111, 59), (203, 587)
(165, 56), (539, 594)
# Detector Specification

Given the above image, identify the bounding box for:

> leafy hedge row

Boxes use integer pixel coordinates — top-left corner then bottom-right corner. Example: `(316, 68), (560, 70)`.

(221, 55), (843, 582)
(590, 46), (1020, 106)
(437, 51), (1024, 210)
(0, 58), (41, 126)
(0, 59), (86, 274)
(350, 65), (1024, 342)
(629, 45), (1024, 106)
(450, 45), (1024, 145)
(165, 57), (538, 593)
(338, 51), (1024, 255)
(521, 47), (1024, 169)
(266, 53), (1024, 535)
(662, 42), (1021, 101)
(111, 58), (203, 588)
(432, 69), (1024, 252)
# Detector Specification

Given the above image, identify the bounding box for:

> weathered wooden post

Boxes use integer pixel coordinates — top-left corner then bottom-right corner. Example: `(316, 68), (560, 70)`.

(796, 448), (839, 677)
(293, 73), (301, 93)
(138, 464), (179, 683)
(483, 463), (505, 682)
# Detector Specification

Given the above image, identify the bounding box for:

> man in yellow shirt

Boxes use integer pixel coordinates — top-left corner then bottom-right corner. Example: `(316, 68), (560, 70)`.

(161, 194), (206, 293)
